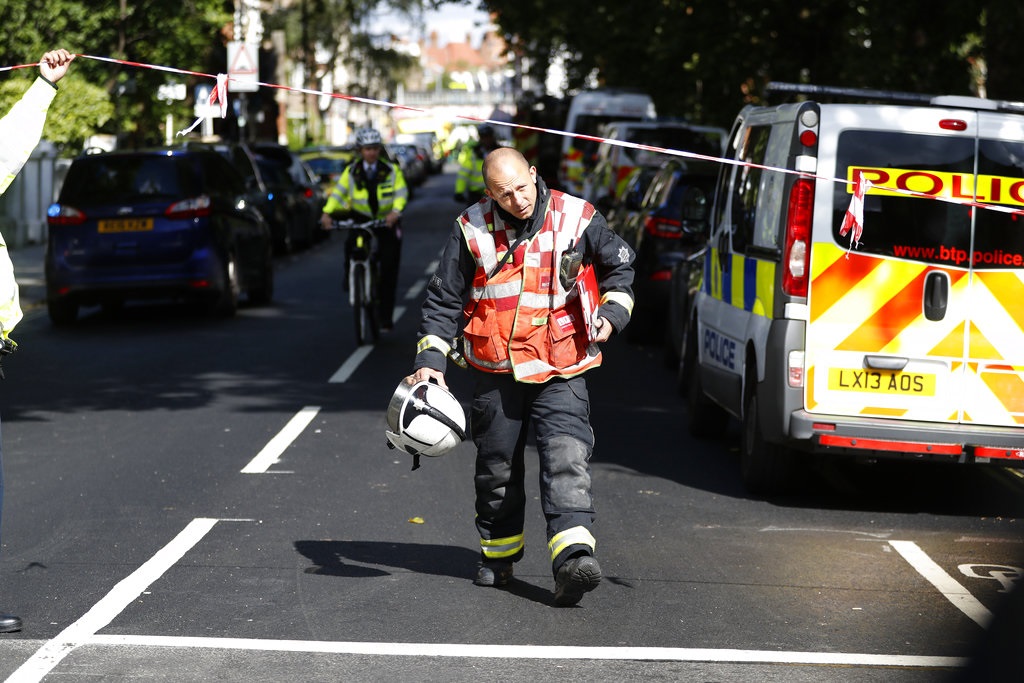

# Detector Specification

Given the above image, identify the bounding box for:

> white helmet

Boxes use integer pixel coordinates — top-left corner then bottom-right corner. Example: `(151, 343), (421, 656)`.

(385, 380), (467, 468)
(355, 127), (382, 147)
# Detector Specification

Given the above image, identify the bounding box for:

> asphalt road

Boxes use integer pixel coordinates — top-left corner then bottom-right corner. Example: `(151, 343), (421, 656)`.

(0, 170), (1021, 682)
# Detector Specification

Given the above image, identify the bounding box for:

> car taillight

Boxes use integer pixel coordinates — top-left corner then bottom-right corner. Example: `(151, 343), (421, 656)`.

(782, 177), (813, 297)
(47, 203), (86, 226)
(303, 187), (314, 199)
(166, 195), (212, 219)
(644, 215), (682, 238)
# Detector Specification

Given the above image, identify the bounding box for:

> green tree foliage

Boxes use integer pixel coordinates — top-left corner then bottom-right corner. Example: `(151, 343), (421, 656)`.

(483, 0), (1017, 127)
(0, 0), (232, 150)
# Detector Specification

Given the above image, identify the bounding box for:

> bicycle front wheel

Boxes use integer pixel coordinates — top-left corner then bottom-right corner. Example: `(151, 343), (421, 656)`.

(351, 263), (380, 346)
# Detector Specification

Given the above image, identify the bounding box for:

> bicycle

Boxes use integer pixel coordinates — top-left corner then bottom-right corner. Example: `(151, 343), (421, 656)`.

(328, 217), (388, 346)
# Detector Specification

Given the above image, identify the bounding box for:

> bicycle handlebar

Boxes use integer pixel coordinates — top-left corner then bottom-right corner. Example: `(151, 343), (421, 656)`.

(328, 217), (389, 231)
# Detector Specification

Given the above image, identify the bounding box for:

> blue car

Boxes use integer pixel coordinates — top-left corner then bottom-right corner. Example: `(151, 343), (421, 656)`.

(45, 147), (274, 325)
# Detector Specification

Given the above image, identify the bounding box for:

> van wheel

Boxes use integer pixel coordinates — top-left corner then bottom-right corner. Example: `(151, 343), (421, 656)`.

(740, 383), (799, 496)
(682, 323), (729, 437)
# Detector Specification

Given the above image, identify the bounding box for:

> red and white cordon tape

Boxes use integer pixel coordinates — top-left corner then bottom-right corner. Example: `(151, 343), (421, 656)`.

(4, 53), (1024, 239)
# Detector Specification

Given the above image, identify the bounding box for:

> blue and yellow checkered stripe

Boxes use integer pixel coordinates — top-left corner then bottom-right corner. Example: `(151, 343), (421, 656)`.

(704, 248), (776, 317)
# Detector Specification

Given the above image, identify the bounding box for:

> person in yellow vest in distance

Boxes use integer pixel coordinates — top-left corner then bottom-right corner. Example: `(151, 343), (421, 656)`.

(320, 127), (408, 331)
(0, 48), (75, 635)
(406, 147), (636, 607)
(453, 124), (500, 204)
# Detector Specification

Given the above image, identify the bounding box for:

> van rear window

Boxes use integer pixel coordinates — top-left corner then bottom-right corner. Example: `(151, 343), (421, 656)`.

(833, 131), (980, 266)
(834, 131), (1024, 269)
(60, 156), (196, 205)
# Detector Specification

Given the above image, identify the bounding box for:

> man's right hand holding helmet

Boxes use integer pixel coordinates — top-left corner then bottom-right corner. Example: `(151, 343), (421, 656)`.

(407, 367), (446, 389)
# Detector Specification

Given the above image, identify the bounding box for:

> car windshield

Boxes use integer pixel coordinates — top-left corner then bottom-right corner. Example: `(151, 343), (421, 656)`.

(60, 156), (196, 204)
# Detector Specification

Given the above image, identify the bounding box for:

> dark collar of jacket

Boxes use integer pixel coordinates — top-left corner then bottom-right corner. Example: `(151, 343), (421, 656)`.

(493, 175), (549, 237)
(350, 159), (392, 186)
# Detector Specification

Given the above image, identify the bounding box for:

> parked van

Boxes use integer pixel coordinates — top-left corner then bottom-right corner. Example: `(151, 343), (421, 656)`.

(582, 120), (727, 213)
(679, 83), (1024, 494)
(557, 89), (656, 196)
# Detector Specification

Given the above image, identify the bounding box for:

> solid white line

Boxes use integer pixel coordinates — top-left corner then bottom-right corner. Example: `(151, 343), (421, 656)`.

(7, 518), (223, 683)
(328, 345), (373, 383)
(85, 634), (965, 668)
(240, 406), (320, 474)
(890, 540), (993, 628)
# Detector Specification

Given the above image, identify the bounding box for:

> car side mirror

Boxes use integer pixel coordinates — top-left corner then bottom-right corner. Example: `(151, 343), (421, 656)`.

(680, 187), (709, 234)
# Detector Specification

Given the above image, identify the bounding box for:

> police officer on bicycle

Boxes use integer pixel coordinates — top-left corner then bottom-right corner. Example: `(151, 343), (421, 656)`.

(320, 127), (408, 331)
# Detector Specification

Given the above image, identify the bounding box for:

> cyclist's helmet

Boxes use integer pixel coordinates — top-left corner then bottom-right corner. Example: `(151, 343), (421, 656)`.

(355, 127), (382, 147)
(385, 379), (466, 468)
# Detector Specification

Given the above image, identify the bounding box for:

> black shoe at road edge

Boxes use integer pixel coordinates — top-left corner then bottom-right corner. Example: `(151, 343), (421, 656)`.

(474, 561), (513, 587)
(0, 612), (22, 633)
(553, 555), (602, 607)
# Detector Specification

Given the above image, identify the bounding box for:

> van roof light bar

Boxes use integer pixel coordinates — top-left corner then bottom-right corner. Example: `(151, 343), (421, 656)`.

(765, 81), (932, 105)
(766, 82), (1024, 114)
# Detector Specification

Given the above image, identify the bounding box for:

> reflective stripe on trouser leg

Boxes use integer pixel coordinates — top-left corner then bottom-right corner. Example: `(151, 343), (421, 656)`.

(548, 526), (596, 563)
(472, 371), (529, 562)
(531, 377), (597, 572)
(480, 533), (525, 560)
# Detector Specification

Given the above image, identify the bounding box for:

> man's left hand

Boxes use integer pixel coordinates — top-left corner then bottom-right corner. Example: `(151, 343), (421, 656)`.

(592, 316), (613, 343)
(40, 49), (74, 84)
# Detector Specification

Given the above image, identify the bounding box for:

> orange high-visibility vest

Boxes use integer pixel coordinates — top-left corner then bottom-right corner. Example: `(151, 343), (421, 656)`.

(459, 191), (602, 383)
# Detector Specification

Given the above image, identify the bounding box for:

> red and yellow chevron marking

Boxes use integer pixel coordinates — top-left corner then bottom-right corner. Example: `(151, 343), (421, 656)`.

(806, 243), (1024, 427)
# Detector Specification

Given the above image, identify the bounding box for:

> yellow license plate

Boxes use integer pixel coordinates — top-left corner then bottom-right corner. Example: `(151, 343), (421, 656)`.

(98, 218), (154, 233)
(827, 368), (936, 396)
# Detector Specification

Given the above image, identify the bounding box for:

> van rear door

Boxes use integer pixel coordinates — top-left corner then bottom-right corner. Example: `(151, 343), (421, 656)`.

(806, 106), (1024, 428)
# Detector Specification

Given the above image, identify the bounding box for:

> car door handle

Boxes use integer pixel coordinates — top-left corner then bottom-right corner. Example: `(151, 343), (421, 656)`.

(923, 270), (948, 321)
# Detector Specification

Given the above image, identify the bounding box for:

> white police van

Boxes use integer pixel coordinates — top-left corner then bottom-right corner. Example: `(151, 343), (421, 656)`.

(679, 82), (1024, 494)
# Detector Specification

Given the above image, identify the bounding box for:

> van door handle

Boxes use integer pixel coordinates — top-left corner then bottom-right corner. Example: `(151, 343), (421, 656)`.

(865, 355), (908, 371)
(923, 271), (948, 321)
(716, 229), (730, 270)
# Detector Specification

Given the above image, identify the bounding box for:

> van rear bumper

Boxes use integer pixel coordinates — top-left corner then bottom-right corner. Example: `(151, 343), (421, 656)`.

(789, 410), (1024, 464)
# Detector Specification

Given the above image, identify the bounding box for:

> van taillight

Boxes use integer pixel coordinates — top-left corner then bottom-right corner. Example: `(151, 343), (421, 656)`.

(166, 195), (212, 219)
(782, 177), (813, 297)
(46, 204), (86, 226)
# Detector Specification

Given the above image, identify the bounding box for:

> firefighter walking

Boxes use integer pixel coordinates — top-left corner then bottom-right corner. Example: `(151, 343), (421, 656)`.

(406, 147), (635, 606)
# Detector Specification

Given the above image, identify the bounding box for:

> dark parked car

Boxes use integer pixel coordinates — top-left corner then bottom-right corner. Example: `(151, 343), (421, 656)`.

(250, 142), (324, 249)
(608, 157), (716, 342)
(45, 147), (274, 324)
(194, 141), (313, 255)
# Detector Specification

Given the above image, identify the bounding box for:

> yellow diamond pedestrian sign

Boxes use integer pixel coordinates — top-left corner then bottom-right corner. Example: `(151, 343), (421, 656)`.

(227, 41), (259, 93)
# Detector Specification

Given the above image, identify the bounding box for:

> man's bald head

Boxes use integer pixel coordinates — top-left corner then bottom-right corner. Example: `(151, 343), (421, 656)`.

(483, 147), (538, 220)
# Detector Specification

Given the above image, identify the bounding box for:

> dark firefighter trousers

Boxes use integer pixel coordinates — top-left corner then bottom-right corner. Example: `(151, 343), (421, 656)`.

(470, 370), (596, 577)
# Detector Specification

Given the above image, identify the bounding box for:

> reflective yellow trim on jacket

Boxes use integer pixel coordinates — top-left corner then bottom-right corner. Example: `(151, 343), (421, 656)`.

(417, 334), (452, 356)
(322, 160), (408, 217)
(602, 290), (634, 315)
(548, 526), (596, 561)
(455, 142), (486, 195)
(481, 533), (525, 559)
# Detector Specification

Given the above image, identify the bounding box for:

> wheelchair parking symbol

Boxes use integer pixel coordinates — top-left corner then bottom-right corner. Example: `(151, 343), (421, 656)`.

(958, 564), (1021, 593)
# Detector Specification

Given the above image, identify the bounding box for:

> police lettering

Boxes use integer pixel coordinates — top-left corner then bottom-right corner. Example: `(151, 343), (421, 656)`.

(848, 166), (1024, 209)
(703, 329), (736, 369)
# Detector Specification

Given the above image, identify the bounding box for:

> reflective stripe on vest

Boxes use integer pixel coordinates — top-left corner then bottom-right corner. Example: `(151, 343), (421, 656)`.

(459, 191), (603, 383)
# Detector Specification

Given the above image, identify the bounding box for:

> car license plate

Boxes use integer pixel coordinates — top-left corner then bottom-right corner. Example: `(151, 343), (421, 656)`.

(827, 368), (936, 396)
(98, 218), (154, 233)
